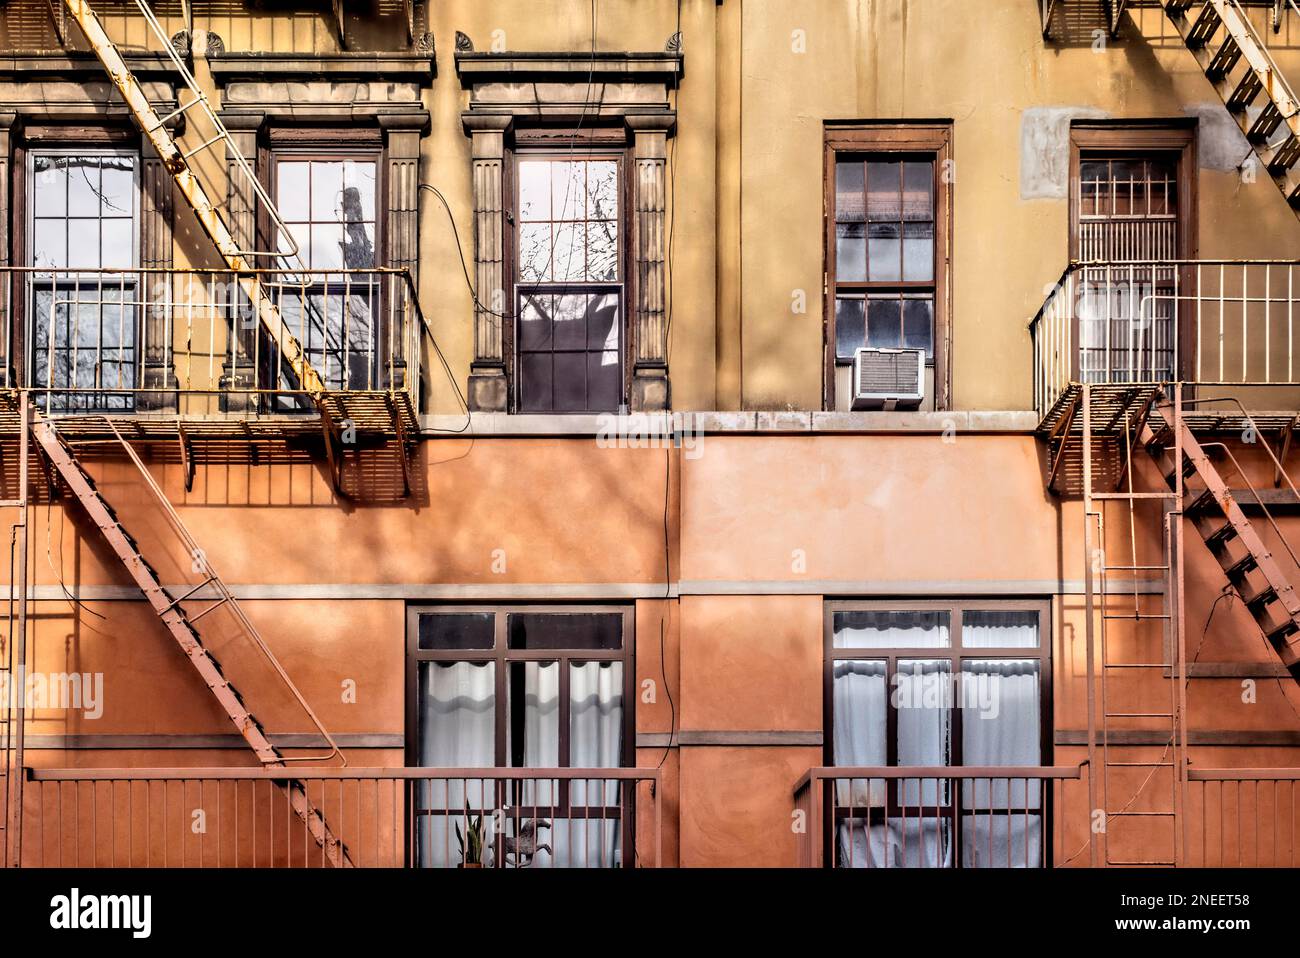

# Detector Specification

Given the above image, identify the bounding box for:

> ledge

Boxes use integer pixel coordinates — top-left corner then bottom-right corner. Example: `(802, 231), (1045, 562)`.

(0, 51), (179, 79)
(207, 51), (435, 84)
(455, 51), (683, 84)
(419, 410), (1041, 437)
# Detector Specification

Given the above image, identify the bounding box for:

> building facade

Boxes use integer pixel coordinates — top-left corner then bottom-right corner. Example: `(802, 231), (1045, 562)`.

(2, 0), (1300, 869)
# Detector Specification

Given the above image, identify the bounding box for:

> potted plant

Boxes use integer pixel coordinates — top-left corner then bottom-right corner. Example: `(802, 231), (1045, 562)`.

(455, 801), (489, 868)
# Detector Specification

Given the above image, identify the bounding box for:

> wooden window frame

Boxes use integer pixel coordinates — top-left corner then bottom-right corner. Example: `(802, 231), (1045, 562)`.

(1068, 121), (1198, 381)
(507, 127), (635, 414)
(405, 603), (636, 772)
(823, 122), (953, 411)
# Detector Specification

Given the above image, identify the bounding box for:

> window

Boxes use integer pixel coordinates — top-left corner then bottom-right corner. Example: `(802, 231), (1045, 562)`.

(272, 154), (380, 391)
(407, 605), (634, 867)
(824, 125), (951, 410)
(824, 600), (1049, 868)
(514, 155), (624, 413)
(1068, 123), (1196, 385)
(28, 150), (139, 411)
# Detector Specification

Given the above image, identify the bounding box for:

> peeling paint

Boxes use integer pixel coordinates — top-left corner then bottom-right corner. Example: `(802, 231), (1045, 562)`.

(1184, 102), (1251, 172)
(1019, 106), (1110, 200)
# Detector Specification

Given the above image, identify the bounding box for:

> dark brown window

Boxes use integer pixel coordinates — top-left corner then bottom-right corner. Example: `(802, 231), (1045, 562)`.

(513, 153), (625, 413)
(823, 599), (1050, 868)
(824, 124), (952, 410)
(406, 605), (634, 867)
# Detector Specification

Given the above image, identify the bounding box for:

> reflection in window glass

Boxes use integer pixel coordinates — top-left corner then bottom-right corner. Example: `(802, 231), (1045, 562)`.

(833, 610), (950, 648)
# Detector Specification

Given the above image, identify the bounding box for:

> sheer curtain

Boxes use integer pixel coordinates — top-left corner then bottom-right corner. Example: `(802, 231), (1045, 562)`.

(961, 659), (1042, 867)
(417, 661), (495, 867)
(564, 661), (624, 868)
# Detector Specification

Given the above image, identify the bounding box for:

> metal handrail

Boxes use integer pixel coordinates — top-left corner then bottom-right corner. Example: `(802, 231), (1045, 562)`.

(793, 764), (1085, 797)
(29, 766), (660, 781)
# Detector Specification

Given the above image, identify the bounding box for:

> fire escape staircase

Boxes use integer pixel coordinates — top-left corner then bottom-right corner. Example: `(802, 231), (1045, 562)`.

(31, 408), (353, 866)
(1143, 411), (1300, 674)
(1163, 0), (1300, 213)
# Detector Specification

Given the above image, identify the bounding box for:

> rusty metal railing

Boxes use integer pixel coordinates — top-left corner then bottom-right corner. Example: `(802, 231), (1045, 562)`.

(1188, 768), (1300, 866)
(20, 766), (660, 869)
(793, 765), (1084, 868)
(0, 266), (424, 417)
(1031, 260), (1300, 419)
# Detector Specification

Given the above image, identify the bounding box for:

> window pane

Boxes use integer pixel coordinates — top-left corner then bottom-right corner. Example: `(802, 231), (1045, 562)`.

(553, 222), (585, 282)
(587, 220), (618, 281)
(901, 161), (933, 221)
(835, 161), (865, 220)
(962, 610), (1040, 648)
(519, 292), (552, 349)
(551, 161), (585, 220)
(519, 223), (552, 281)
(101, 219), (133, 269)
(277, 162), (309, 220)
(866, 161), (901, 221)
(508, 613), (622, 650)
(587, 349), (622, 410)
(33, 219), (65, 269)
(867, 222), (901, 282)
(342, 160), (377, 220)
(552, 351), (588, 411)
(418, 612), (495, 650)
(570, 661), (624, 799)
(67, 158), (100, 216)
(33, 156), (65, 217)
(902, 297), (934, 355)
(832, 659), (887, 808)
(508, 661), (560, 770)
(586, 160), (618, 220)
(587, 293), (619, 350)
(100, 158), (134, 216)
(866, 296), (902, 348)
(67, 219), (100, 269)
(519, 160), (552, 221)
(901, 221), (934, 282)
(310, 161), (344, 220)
(834, 296), (866, 361)
(552, 293), (587, 349)
(519, 352), (552, 411)
(836, 222), (866, 282)
(961, 659), (1042, 812)
(896, 658), (952, 806)
(833, 610), (951, 648)
(418, 661), (495, 767)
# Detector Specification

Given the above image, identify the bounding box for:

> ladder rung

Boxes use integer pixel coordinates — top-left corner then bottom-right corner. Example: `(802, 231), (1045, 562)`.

(1270, 136), (1300, 175)
(1250, 102), (1283, 142)
(181, 133), (225, 160)
(1102, 613), (1172, 620)
(1104, 663), (1172, 669)
(1107, 810), (1176, 817)
(1106, 761), (1176, 767)
(1206, 34), (1242, 79)
(1105, 711), (1175, 718)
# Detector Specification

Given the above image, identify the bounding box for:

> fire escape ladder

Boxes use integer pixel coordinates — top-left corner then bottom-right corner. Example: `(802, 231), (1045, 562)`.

(1080, 384), (1188, 867)
(30, 410), (353, 867)
(1143, 413), (1300, 674)
(1163, 0), (1300, 213)
(59, 0), (327, 397)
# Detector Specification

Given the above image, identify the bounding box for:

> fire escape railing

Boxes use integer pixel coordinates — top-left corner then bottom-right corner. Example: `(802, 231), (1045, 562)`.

(0, 266), (425, 417)
(20, 766), (661, 869)
(1030, 259), (1300, 420)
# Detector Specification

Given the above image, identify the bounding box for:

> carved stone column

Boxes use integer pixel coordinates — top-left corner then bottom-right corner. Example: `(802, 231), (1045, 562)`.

(381, 116), (423, 391)
(219, 112), (263, 412)
(465, 114), (512, 412)
(627, 115), (674, 412)
(138, 138), (178, 410)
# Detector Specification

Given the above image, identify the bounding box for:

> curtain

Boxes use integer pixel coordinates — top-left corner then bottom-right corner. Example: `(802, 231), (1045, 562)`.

(961, 659), (1042, 867)
(417, 661), (495, 868)
(561, 661), (624, 867)
(832, 660), (887, 806)
(962, 610), (1039, 648)
(833, 610), (950, 649)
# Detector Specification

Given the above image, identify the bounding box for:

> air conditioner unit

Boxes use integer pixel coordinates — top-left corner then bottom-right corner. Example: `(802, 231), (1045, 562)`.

(851, 347), (925, 410)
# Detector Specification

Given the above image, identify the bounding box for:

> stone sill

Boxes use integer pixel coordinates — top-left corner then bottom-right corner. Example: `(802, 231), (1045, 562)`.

(0, 51), (178, 78)
(419, 410), (1041, 437)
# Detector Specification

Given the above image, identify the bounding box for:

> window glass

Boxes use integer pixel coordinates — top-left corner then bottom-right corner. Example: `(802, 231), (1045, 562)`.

(833, 610), (950, 648)
(418, 613), (495, 650)
(276, 158), (377, 269)
(508, 612), (623, 650)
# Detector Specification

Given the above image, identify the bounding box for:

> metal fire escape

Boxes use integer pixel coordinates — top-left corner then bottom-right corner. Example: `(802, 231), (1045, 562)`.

(1039, 0), (1300, 867)
(3, 0), (369, 866)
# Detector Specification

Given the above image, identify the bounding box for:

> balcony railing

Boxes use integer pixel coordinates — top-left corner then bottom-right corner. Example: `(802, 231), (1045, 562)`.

(0, 267), (424, 417)
(1188, 767), (1300, 867)
(19, 766), (661, 868)
(1030, 260), (1300, 419)
(793, 765), (1084, 868)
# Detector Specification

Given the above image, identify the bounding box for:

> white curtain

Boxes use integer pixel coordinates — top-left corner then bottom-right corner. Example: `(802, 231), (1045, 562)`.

(961, 659), (1042, 867)
(962, 610), (1039, 649)
(832, 660), (887, 806)
(834, 610), (949, 649)
(417, 661), (495, 868)
(838, 816), (954, 868)
(562, 661), (623, 868)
